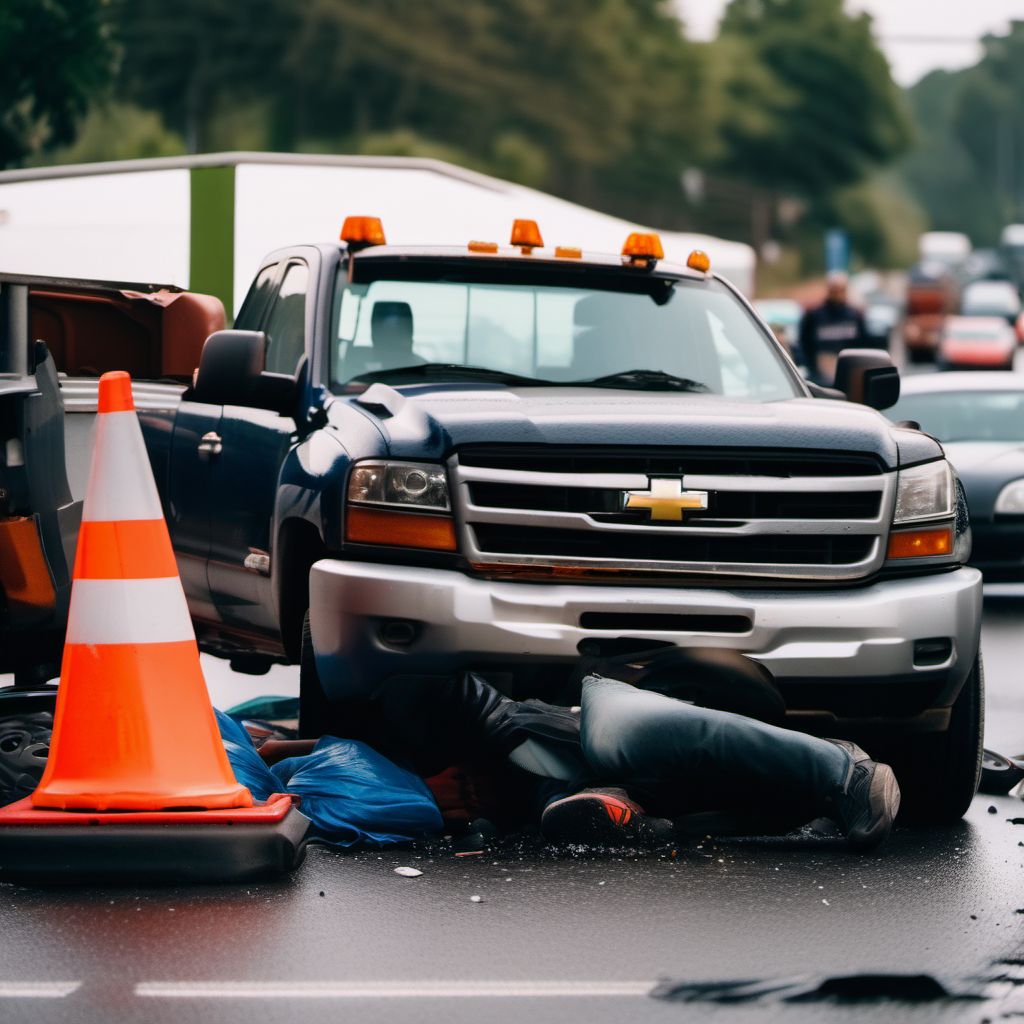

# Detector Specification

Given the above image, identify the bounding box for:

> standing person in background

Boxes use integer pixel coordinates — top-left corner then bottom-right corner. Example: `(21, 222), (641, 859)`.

(798, 271), (867, 384)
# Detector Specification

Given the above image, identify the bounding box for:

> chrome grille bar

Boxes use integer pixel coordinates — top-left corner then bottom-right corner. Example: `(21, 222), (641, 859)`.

(450, 452), (896, 582)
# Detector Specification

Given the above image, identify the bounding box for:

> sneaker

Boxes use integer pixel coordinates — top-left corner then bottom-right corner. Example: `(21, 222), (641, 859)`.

(541, 787), (673, 847)
(826, 740), (901, 850)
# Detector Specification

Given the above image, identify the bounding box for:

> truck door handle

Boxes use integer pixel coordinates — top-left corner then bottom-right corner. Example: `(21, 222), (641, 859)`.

(197, 431), (223, 461)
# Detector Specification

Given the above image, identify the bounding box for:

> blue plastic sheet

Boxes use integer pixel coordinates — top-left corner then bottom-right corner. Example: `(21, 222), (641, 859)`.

(217, 710), (281, 800)
(215, 709), (442, 847)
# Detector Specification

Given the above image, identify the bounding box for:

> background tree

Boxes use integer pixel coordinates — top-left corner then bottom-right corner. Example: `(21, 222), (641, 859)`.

(107, 0), (710, 226)
(0, 0), (115, 167)
(714, 0), (910, 197)
(111, 0), (295, 154)
(900, 22), (1024, 247)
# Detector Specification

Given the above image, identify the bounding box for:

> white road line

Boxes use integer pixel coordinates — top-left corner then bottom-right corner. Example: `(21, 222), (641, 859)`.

(136, 980), (655, 999)
(0, 982), (81, 998)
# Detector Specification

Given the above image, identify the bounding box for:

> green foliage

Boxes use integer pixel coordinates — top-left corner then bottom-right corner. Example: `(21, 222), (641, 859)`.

(351, 129), (486, 172)
(106, 0), (709, 224)
(111, 0), (293, 152)
(0, 0), (115, 167)
(825, 173), (924, 269)
(3, 0), (915, 271)
(714, 0), (911, 197)
(34, 102), (184, 165)
(901, 22), (1024, 247)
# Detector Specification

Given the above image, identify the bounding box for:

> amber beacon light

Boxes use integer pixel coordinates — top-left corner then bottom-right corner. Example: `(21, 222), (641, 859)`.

(340, 215), (387, 248)
(686, 249), (711, 272)
(510, 219), (544, 252)
(622, 232), (665, 261)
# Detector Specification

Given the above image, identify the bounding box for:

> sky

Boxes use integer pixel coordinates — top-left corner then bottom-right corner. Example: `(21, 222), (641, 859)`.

(678, 0), (1022, 86)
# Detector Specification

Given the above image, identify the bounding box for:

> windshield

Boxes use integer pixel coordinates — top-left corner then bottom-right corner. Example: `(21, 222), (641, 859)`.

(887, 390), (1024, 443)
(331, 267), (800, 400)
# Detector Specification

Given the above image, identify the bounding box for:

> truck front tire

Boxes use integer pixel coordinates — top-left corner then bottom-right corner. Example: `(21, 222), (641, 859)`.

(880, 654), (984, 825)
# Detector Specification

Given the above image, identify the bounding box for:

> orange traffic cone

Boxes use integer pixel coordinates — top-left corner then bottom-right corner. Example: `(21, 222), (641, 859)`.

(0, 372), (308, 883)
(32, 371), (252, 811)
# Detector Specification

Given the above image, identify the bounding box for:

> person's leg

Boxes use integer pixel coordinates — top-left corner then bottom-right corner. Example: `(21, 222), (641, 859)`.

(580, 674), (851, 818)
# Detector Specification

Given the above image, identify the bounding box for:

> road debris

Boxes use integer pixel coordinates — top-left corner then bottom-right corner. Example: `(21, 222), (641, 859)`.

(394, 867), (423, 878)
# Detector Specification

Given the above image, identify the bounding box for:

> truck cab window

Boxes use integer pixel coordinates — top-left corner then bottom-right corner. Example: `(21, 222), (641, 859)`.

(235, 264), (278, 331)
(263, 263), (308, 375)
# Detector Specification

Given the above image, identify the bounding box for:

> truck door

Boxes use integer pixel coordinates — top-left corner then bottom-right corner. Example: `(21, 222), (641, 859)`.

(205, 259), (310, 640)
(166, 262), (279, 628)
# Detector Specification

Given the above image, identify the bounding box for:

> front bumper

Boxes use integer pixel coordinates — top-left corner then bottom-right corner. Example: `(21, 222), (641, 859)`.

(309, 562), (983, 731)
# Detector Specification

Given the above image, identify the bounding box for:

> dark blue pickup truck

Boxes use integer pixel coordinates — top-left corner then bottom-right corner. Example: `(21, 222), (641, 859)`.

(0, 219), (983, 822)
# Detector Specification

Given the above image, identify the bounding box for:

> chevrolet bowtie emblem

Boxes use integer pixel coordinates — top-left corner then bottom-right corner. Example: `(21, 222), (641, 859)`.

(623, 478), (709, 522)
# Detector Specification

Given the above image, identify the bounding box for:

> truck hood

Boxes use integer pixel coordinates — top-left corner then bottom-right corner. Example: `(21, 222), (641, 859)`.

(342, 384), (917, 469)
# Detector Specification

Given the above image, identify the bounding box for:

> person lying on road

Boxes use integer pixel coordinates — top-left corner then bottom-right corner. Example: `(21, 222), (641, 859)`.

(331, 649), (901, 851)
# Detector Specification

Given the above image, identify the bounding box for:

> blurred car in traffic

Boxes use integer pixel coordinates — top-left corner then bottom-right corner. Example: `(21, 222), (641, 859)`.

(960, 279), (1021, 324)
(888, 373), (1024, 583)
(938, 316), (1017, 371)
(753, 298), (803, 363)
(957, 247), (1007, 288)
(904, 260), (958, 362)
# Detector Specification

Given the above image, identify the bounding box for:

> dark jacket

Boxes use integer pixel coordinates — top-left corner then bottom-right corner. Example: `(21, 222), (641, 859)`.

(799, 300), (867, 379)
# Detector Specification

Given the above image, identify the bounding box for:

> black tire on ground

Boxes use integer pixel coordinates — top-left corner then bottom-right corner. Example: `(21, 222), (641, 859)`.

(880, 654), (985, 824)
(298, 610), (333, 739)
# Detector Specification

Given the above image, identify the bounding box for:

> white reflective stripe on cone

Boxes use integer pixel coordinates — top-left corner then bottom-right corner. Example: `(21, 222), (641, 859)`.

(66, 578), (196, 645)
(82, 411), (165, 523)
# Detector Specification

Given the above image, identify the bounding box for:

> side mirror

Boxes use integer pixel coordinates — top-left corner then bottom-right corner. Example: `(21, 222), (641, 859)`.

(833, 348), (900, 411)
(191, 330), (296, 413)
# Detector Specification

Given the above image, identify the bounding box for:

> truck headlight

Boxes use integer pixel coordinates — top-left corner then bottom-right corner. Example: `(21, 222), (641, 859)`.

(348, 461), (450, 510)
(893, 460), (953, 524)
(995, 479), (1024, 515)
(888, 460), (956, 561)
(346, 461), (456, 551)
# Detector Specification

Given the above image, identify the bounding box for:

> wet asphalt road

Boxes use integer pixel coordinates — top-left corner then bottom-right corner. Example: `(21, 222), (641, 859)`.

(0, 599), (1022, 1024)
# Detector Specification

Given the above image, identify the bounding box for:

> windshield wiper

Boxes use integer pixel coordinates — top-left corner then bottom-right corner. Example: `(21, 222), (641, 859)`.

(348, 363), (556, 387)
(585, 369), (711, 393)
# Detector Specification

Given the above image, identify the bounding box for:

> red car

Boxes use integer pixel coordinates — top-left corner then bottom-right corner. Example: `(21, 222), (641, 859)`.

(938, 316), (1018, 370)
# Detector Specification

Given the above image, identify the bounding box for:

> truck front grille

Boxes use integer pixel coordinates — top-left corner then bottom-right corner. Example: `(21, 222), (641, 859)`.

(451, 446), (895, 582)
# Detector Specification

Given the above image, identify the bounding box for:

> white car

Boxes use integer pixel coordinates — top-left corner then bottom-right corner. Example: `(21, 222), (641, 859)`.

(961, 280), (1021, 322)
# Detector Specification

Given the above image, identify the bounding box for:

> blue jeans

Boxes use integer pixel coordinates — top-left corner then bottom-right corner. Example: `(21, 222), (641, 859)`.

(577, 675), (852, 820)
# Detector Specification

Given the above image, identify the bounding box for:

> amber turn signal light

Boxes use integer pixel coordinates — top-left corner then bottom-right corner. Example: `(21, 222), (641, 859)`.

(622, 232), (665, 261)
(346, 507), (457, 551)
(554, 245), (582, 259)
(340, 215), (387, 247)
(887, 527), (953, 560)
(510, 219), (544, 251)
(468, 240), (499, 254)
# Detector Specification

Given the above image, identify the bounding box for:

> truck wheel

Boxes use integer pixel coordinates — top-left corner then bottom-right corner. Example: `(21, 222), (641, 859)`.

(884, 654), (985, 824)
(298, 611), (333, 739)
